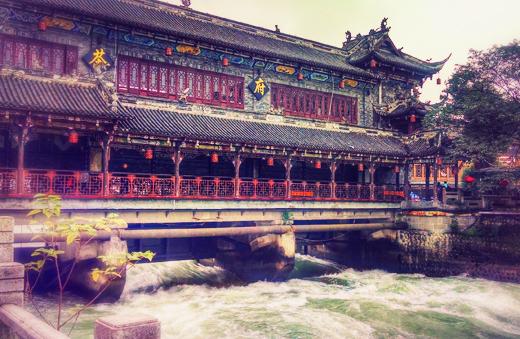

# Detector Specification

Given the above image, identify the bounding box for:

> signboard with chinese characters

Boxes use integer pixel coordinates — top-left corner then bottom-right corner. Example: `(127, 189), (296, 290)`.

(248, 76), (269, 100)
(83, 48), (114, 72)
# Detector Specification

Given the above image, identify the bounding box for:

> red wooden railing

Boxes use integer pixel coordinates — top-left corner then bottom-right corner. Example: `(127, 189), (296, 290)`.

(0, 169), (405, 202)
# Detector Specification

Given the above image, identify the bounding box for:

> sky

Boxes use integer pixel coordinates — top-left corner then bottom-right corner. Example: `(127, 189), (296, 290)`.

(166, 0), (520, 103)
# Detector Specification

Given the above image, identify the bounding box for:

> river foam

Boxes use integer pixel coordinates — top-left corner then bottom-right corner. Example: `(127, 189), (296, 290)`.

(30, 255), (520, 338)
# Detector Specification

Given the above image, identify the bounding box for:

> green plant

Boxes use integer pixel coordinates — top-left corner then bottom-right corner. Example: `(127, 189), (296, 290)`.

(449, 216), (460, 233)
(25, 194), (155, 334)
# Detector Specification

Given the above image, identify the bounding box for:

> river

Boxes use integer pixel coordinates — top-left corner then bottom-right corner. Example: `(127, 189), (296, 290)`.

(30, 255), (520, 338)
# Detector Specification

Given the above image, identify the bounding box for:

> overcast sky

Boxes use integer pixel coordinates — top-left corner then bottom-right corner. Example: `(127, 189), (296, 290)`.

(169, 0), (520, 102)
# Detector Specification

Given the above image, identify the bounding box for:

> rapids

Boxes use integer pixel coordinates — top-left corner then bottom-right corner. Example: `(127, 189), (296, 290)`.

(29, 255), (520, 338)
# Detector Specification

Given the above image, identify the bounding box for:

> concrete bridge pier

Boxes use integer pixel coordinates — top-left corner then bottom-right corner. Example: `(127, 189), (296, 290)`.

(59, 232), (128, 302)
(215, 221), (296, 282)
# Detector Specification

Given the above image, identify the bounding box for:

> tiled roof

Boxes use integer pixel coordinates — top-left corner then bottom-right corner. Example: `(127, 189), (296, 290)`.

(119, 106), (409, 157)
(406, 138), (438, 157)
(344, 30), (448, 75)
(0, 72), (116, 119)
(21, 0), (372, 77)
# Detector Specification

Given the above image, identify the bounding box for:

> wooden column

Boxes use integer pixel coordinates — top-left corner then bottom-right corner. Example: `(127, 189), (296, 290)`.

(433, 162), (439, 202)
(285, 156), (292, 199)
(453, 163), (459, 190)
(404, 163), (411, 202)
(425, 164), (431, 200)
(331, 161), (337, 199)
(173, 144), (182, 198)
(233, 153), (241, 198)
(369, 163), (376, 200)
(16, 123), (30, 195)
(102, 134), (113, 197)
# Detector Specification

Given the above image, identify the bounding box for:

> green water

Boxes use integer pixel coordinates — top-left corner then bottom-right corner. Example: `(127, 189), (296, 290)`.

(30, 255), (520, 338)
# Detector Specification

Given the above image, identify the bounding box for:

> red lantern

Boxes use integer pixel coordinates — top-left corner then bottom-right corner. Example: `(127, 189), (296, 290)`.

(267, 157), (274, 167)
(358, 163), (364, 172)
(38, 20), (47, 31)
(464, 175), (475, 184)
(297, 72), (304, 81)
(369, 59), (377, 69)
(339, 80), (345, 89)
(210, 152), (219, 163)
(165, 47), (173, 56)
(68, 131), (79, 144)
(409, 114), (416, 123)
(222, 57), (229, 67)
(144, 148), (153, 160)
(436, 78), (441, 85)
(314, 160), (321, 169)
(122, 163), (128, 169)
(436, 157), (443, 166)
(394, 165), (400, 173)
(499, 179), (509, 187)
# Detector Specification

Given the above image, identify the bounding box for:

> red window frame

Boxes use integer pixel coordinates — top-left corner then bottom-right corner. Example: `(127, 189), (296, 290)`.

(117, 56), (244, 109)
(271, 83), (358, 124)
(0, 33), (78, 75)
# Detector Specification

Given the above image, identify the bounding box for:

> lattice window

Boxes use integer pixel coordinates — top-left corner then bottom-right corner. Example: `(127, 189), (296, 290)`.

(0, 33), (77, 74)
(271, 83), (358, 124)
(116, 56), (244, 109)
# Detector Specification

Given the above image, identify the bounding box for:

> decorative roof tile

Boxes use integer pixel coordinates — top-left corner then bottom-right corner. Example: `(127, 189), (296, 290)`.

(119, 105), (409, 157)
(0, 72), (116, 118)
(21, 0), (373, 77)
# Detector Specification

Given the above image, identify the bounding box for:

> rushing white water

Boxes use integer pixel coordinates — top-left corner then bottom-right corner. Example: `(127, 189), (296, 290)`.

(31, 255), (520, 338)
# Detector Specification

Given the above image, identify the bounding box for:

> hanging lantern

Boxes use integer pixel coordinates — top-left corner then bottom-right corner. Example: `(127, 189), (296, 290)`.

(314, 160), (321, 169)
(358, 163), (364, 172)
(436, 157), (443, 166)
(409, 114), (416, 123)
(394, 165), (400, 173)
(464, 175), (475, 184)
(165, 47), (173, 56)
(369, 59), (378, 69)
(122, 163), (128, 169)
(210, 152), (219, 163)
(436, 78), (441, 85)
(68, 131), (79, 144)
(267, 157), (274, 167)
(144, 148), (153, 160)
(222, 57), (229, 67)
(499, 179), (509, 187)
(339, 80), (345, 89)
(38, 20), (47, 31)
(297, 72), (304, 81)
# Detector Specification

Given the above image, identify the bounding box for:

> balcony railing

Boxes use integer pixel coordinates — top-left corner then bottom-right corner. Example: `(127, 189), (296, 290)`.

(0, 169), (405, 203)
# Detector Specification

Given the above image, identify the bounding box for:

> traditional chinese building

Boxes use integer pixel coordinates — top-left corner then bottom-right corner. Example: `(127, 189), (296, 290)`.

(0, 0), (449, 205)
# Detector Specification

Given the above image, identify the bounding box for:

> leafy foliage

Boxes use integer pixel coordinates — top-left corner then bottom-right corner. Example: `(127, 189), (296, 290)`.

(25, 194), (155, 333)
(425, 41), (520, 167)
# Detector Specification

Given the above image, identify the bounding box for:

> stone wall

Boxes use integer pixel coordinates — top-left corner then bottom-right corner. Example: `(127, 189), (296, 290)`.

(397, 230), (520, 282)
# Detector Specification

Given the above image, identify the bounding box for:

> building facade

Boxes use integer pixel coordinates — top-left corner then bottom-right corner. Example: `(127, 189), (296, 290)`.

(0, 0), (448, 203)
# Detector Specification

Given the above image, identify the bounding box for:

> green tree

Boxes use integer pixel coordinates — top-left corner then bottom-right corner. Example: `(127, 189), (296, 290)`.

(425, 41), (520, 168)
(25, 194), (154, 334)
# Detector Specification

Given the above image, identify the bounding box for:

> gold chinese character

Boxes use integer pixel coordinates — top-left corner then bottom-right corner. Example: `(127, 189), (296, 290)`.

(254, 78), (266, 96)
(89, 49), (109, 67)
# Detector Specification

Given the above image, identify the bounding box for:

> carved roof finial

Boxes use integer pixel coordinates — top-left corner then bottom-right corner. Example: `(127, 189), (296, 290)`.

(181, 0), (191, 7)
(275, 25), (280, 33)
(342, 30), (352, 49)
(380, 17), (388, 31)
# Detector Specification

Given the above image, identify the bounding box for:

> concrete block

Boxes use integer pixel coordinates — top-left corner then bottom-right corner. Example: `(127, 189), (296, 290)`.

(0, 232), (13, 244)
(0, 278), (23, 293)
(0, 291), (23, 307)
(0, 263), (24, 280)
(0, 217), (13, 232)
(95, 314), (160, 339)
(0, 244), (13, 262)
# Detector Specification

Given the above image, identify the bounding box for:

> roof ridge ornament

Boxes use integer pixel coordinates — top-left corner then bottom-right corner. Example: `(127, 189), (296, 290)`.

(181, 0), (191, 8)
(380, 17), (390, 31)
